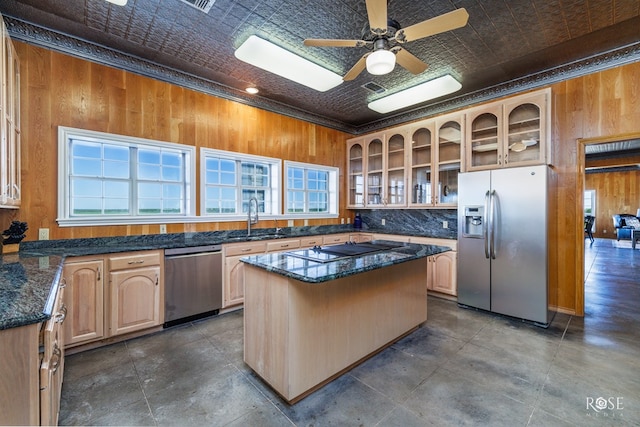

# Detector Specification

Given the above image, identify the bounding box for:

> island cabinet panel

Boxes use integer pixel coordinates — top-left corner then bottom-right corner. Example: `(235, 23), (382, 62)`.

(222, 241), (267, 308)
(243, 259), (428, 403)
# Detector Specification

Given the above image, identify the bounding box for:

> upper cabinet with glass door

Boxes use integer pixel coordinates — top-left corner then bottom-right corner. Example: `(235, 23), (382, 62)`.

(0, 15), (21, 209)
(435, 116), (463, 206)
(347, 139), (365, 208)
(365, 135), (384, 207)
(385, 131), (407, 207)
(466, 88), (550, 171)
(409, 124), (434, 206)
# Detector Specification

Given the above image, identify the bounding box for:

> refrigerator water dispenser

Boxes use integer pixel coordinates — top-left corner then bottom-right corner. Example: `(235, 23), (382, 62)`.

(463, 206), (484, 237)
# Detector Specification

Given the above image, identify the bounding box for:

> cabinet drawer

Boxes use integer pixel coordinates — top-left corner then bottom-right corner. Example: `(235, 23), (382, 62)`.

(322, 234), (350, 245)
(109, 251), (161, 271)
(223, 242), (267, 257)
(299, 236), (322, 248)
(266, 239), (300, 252)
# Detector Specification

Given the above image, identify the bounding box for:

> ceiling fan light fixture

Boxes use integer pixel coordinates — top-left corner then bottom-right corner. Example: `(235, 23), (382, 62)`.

(235, 35), (343, 92)
(366, 49), (396, 75)
(245, 87), (259, 94)
(105, 0), (128, 5)
(368, 74), (462, 114)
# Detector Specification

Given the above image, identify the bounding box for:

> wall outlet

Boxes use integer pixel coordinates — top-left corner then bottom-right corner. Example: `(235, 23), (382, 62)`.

(603, 229), (607, 234)
(304, 219), (309, 226)
(340, 218), (345, 224)
(159, 224), (167, 234)
(381, 218), (386, 226)
(38, 228), (49, 240)
(443, 221), (448, 229)
(39, 256), (50, 269)
(288, 220), (294, 227)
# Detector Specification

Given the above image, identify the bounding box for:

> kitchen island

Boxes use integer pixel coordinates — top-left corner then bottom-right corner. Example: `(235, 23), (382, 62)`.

(240, 241), (450, 403)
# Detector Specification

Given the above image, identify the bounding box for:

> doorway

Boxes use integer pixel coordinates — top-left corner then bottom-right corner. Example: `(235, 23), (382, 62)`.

(577, 132), (640, 316)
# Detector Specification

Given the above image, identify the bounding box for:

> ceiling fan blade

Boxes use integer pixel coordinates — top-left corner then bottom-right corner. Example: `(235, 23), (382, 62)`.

(396, 8), (469, 43)
(393, 47), (428, 74)
(343, 55), (368, 81)
(365, 0), (388, 35)
(304, 39), (366, 48)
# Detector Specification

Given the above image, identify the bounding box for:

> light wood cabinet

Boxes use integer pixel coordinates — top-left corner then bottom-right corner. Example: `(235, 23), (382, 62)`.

(0, 282), (65, 426)
(350, 233), (373, 243)
(427, 251), (457, 296)
(62, 250), (163, 348)
(222, 241), (267, 308)
(408, 114), (463, 207)
(108, 251), (162, 336)
(0, 14), (21, 209)
(347, 139), (365, 207)
(466, 89), (549, 171)
(322, 233), (350, 245)
(63, 258), (104, 346)
(299, 236), (322, 248)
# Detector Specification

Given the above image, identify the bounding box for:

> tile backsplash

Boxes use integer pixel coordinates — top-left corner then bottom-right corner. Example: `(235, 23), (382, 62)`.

(353, 209), (457, 239)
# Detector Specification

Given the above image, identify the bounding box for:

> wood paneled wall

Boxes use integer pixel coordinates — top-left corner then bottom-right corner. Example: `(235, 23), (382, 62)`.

(551, 62), (640, 315)
(585, 162), (640, 239)
(0, 42), (350, 240)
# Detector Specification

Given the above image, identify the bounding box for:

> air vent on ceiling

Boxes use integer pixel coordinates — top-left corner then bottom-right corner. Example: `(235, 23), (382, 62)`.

(362, 82), (387, 94)
(179, 0), (215, 13)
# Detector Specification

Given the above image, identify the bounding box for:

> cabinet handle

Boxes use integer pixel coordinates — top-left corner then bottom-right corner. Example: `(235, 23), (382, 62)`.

(155, 275), (159, 286)
(60, 278), (67, 288)
(128, 260), (145, 264)
(51, 345), (61, 374)
(97, 267), (101, 281)
(280, 244), (289, 248)
(241, 248), (252, 252)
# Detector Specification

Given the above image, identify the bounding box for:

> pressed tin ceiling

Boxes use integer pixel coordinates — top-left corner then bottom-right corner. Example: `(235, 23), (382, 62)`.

(1, 0), (639, 134)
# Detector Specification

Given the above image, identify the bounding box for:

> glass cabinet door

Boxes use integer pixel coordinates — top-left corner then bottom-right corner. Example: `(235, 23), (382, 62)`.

(436, 120), (461, 205)
(348, 142), (364, 207)
(386, 132), (405, 206)
(505, 103), (542, 166)
(468, 110), (501, 170)
(366, 138), (384, 207)
(410, 127), (432, 205)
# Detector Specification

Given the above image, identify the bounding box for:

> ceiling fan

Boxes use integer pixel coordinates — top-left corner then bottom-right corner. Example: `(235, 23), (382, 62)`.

(303, 0), (469, 81)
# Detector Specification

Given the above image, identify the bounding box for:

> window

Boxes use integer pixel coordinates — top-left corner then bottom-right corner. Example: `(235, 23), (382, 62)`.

(285, 161), (338, 217)
(58, 127), (195, 226)
(201, 148), (280, 218)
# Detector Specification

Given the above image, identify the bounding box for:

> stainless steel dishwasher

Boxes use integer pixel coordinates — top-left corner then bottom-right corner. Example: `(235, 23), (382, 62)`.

(164, 245), (223, 328)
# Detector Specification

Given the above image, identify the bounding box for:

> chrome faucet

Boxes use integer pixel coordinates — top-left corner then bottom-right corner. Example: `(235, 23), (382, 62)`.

(274, 218), (282, 236)
(247, 197), (259, 236)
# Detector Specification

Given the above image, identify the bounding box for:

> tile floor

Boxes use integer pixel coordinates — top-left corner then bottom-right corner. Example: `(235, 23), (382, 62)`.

(59, 238), (640, 426)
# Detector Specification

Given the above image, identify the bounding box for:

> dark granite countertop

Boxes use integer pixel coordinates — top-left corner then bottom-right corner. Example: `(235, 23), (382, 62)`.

(0, 225), (455, 331)
(240, 240), (451, 283)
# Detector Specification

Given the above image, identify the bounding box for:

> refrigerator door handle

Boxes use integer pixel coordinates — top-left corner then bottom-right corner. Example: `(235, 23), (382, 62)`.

(484, 190), (491, 258)
(490, 190), (497, 259)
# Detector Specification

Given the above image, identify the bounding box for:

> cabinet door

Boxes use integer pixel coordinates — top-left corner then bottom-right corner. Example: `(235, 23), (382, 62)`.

(347, 140), (365, 208)
(385, 132), (407, 206)
(366, 136), (384, 207)
(40, 284), (65, 426)
(503, 91), (547, 167)
(409, 125), (434, 206)
(63, 259), (104, 346)
(467, 106), (502, 171)
(109, 266), (161, 336)
(430, 251), (457, 296)
(224, 255), (247, 307)
(435, 118), (463, 206)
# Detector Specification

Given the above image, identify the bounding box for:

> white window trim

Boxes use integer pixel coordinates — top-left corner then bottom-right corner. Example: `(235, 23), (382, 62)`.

(57, 126), (196, 227)
(284, 160), (339, 219)
(200, 147), (281, 220)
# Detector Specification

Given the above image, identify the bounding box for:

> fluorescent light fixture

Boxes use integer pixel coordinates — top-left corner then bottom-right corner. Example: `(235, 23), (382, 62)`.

(105, 0), (128, 5)
(235, 35), (343, 92)
(366, 50), (396, 75)
(368, 74), (462, 114)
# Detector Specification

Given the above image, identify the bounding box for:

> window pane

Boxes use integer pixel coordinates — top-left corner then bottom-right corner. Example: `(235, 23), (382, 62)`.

(72, 197), (102, 215)
(73, 158), (101, 176)
(104, 181), (129, 197)
(104, 198), (129, 215)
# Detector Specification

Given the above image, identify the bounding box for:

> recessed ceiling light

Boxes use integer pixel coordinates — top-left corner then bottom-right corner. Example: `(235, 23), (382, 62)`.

(235, 35), (343, 92)
(368, 74), (462, 114)
(105, 0), (128, 5)
(246, 87), (259, 94)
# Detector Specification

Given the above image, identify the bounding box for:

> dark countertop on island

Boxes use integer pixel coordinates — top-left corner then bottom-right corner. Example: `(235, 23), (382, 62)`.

(240, 241), (451, 283)
(0, 225), (455, 331)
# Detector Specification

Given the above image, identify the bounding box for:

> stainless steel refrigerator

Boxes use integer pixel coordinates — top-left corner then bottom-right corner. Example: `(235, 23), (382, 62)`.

(457, 165), (555, 326)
